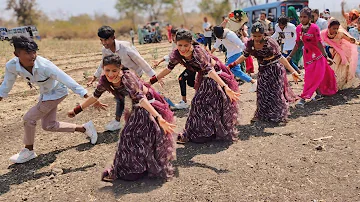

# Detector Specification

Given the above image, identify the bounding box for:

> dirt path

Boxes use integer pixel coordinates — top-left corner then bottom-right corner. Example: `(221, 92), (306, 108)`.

(0, 39), (359, 202)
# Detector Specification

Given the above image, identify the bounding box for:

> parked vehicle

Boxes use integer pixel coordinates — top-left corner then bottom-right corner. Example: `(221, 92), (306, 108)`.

(7, 25), (40, 40)
(243, 0), (308, 34)
(141, 21), (163, 44)
(0, 27), (9, 41)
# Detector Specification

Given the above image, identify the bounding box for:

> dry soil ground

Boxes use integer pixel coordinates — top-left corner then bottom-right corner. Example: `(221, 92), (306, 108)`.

(0, 39), (359, 202)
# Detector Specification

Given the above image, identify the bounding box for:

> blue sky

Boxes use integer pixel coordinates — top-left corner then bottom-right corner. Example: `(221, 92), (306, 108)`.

(0, 0), (358, 20)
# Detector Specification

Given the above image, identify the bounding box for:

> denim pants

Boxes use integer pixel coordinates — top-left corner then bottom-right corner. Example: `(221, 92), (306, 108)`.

(115, 97), (125, 118)
(226, 53), (252, 83)
(282, 50), (300, 72)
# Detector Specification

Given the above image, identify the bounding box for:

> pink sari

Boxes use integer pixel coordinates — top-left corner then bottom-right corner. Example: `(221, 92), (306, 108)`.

(296, 24), (337, 99)
(321, 28), (358, 80)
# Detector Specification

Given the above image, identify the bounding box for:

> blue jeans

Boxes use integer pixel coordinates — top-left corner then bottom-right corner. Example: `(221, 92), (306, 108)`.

(226, 53), (252, 83)
(282, 50), (300, 72)
(115, 97), (125, 118)
(325, 46), (333, 59)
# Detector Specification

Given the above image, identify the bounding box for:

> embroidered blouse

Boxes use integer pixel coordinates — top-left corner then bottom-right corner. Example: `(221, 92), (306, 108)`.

(93, 70), (147, 104)
(243, 37), (282, 65)
(167, 45), (214, 74)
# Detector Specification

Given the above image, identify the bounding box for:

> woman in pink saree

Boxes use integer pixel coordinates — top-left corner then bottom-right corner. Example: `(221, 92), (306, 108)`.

(321, 19), (359, 90)
(288, 7), (337, 107)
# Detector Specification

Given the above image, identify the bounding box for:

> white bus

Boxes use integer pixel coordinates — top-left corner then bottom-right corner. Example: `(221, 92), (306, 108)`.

(0, 27), (9, 41)
(7, 26), (40, 40)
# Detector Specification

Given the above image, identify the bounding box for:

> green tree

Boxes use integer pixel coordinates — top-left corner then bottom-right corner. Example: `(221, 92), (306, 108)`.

(198, 0), (231, 24)
(140, 0), (175, 21)
(6, 0), (40, 25)
(115, 0), (176, 26)
(115, 0), (140, 26)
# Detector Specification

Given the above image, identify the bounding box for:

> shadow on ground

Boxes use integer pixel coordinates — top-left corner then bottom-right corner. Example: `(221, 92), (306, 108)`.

(99, 140), (232, 198)
(289, 86), (360, 119)
(0, 130), (119, 196)
(236, 86), (360, 141)
(173, 108), (189, 118)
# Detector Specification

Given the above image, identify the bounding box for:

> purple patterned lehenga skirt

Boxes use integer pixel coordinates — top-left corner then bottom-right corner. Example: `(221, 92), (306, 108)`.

(103, 87), (175, 181)
(184, 60), (239, 143)
(254, 62), (297, 122)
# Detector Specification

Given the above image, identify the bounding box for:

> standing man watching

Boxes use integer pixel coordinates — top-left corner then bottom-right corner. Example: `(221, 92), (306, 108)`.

(203, 17), (213, 50)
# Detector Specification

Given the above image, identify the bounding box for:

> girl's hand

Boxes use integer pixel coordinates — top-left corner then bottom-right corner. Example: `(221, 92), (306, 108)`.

(67, 110), (76, 118)
(152, 60), (160, 68)
(158, 117), (176, 134)
(286, 56), (292, 62)
(92, 101), (108, 111)
(224, 86), (240, 102)
(292, 72), (300, 84)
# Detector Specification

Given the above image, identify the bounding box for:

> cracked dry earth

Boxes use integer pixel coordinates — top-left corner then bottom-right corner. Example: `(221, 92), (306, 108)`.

(0, 39), (359, 202)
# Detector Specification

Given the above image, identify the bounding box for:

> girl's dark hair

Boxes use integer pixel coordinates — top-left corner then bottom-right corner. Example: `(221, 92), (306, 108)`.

(251, 22), (265, 34)
(329, 19), (340, 28)
(11, 35), (38, 51)
(213, 26), (224, 38)
(277, 15), (289, 25)
(98, 26), (115, 39)
(103, 54), (121, 67)
(175, 29), (193, 42)
(300, 7), (312, 18)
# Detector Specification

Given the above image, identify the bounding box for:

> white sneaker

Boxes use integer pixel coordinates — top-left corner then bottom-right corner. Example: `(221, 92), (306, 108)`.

(84, 121), (98, 144)
(249, 81), (257, 92)
(9, 148), (37, 164)
(105, 120), (121, 131)
(174, 100), (189, 109)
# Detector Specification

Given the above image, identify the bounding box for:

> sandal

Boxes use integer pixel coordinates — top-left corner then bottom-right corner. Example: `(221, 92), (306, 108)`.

(176, 133), (188, 144)
(101, 168), (114, 182)
(296, 99), (306, 108)
(312, 94), (324, 101)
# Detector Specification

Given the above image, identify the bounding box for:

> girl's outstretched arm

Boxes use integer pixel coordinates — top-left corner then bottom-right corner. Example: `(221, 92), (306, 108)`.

(68, 96), (102, 118)
(139, 98), (176, 134)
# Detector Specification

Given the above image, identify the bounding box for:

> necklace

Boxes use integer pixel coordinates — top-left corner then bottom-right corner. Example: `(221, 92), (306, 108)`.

(300, 23), (310, 40)
(327, 31), (336, 39)
(302, 23), (310, 29)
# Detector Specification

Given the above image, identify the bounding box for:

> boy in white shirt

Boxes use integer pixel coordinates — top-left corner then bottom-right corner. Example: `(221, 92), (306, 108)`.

(87, 26), (157, 131)
(211, 26), (257, 92)
(203, 17), (213, 50)
(271, 16), (301, 74)
(0, 36), (97, 164)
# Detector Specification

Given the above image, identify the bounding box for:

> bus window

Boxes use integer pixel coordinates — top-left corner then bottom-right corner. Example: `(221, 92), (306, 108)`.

(269, 7), (277, 21)
(17, 28), (22, 33)
(252, 10), (262, 23)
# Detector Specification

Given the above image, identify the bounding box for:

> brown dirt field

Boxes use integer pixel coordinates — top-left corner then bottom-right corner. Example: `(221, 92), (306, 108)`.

(0, 39), (360, 202)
